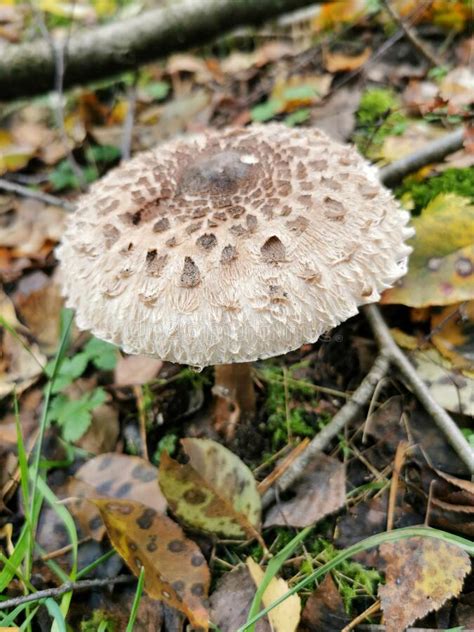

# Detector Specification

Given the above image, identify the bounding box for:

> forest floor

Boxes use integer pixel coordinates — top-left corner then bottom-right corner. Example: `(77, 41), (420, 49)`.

(0, 1), (473, 630)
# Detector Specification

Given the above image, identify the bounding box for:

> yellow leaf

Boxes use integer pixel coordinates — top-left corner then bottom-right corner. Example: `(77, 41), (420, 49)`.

(312, 0), (369, 31)
(324, 47), (371, 72)
(246, 558), (301, 632)
(93, 498), (210, 629)
(379, 537), (470, 632)
(382, 194), (474, 307)
(159, 438), (261, 539)
(431, 302), (474, 371)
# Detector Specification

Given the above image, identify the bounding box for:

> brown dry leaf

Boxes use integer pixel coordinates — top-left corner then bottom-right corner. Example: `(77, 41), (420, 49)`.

(312, 87), (361, 142)
(210, 566), (271, 632)
(0, 129), (35, 174)
(93, 498), (210, 629)
(0, 329), (45, 399)
(264, 454), (345, 528)
(114, 354), (163, 387)
(430, 302), (474, 371)
(379, 537), (471, 632)
(0, 199), (65, 256)
(246, 557), (301, 632)
(159, 438), (261, 539)
(300, 573), (349, 632)
(76, 453), (167, 514)
(12, 271), (63, 352)
(0, 288), (25, 331)
(271, 74), (332, 112)
(439, 66), (474, 108)
(75, 398), (120, 455)
(324, 47), (371, 72)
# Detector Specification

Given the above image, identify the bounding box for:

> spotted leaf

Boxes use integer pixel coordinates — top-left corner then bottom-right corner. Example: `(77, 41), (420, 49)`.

(379, 536), (470, 632)
(159, 438), (261, 539)
(93, 498), (210, 629)
(382, 194), (474, 307)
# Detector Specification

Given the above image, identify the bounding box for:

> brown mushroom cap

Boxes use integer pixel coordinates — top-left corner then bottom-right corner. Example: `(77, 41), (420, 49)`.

(57, 124), (412, 367)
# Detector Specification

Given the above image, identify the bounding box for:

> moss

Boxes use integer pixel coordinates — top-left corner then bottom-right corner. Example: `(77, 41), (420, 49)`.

(354, 88), (408, 157)
(396, 167), (474, 213)
(260, 364), (320, 451)
(80, 609), (115, 631)
(300, 539), (382, 613)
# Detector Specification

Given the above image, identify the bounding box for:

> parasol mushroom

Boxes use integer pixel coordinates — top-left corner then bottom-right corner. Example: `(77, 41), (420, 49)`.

(57, 124), (413, 432)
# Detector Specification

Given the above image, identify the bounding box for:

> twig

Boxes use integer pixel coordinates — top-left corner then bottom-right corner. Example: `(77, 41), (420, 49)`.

(342, 600), (381, 632)
(0, 575), (134, 610)
(121, 74), (138, 161)
(363, 304), (474, 473)
(0, 0), (333, 100)
(382, 0), (442, 67)
(261, 353), (390, 509)
(379, 128), (465, 186)
(386, 440), (409, 531)
(0, 178), (76, 211)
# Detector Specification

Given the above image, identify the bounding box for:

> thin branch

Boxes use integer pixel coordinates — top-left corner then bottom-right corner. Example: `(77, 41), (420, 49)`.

(0, 0), (332, 100)
(0, 178), (76, 211)
(382, 0), (442, 67)
(379, 128), (465, 186)
(121, 74), (139, 161)
(363, 304), (474, 474)
(261, 353), (390, 509)
(0, 575), (134, 610)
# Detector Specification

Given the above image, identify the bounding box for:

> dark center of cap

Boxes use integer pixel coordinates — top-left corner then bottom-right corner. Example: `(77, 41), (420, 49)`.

(178, 150), (256, 196)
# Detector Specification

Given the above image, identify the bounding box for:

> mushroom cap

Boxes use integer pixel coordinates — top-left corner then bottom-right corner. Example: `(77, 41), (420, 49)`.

(57, 124), (413, 367)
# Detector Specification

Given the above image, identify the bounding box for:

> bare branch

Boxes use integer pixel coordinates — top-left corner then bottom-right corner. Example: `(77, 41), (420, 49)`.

(363, 304), (474, 474)
(0, 0), (331, 100)
(379, 128), (465, 187)
(0, 575), (134, 610)
(0, 178), (76, 211)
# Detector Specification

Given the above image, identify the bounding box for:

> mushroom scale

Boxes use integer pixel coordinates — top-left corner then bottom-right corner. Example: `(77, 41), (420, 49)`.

(57, 124), (413, 367)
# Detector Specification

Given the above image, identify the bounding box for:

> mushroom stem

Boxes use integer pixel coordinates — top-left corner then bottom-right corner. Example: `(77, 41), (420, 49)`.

(214, 363), (256, 437)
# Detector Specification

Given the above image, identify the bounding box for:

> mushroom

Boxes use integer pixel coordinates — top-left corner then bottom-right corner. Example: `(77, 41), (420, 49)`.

(57, 124), (413, 432)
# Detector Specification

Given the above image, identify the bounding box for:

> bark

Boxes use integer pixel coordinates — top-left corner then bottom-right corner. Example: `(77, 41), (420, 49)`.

(0, 0), (327, 101)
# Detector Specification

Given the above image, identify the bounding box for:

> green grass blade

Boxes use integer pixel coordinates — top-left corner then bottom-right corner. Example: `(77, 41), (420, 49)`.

(246, 526), (312, 632)
(126, 567), (145, 632)
(45, 597), (67, 632)
(237, 526), (474, 632)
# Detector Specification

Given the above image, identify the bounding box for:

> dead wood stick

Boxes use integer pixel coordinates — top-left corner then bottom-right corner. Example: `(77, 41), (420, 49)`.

(0, 178), (76, 211)
(379, 128), (465, 187)
(382, 0), (442, 68)
(363, 304), (474, 473)
(0, 0), (331, 101)
(261, 352), (390, 509)
(0, 575), (134, 610)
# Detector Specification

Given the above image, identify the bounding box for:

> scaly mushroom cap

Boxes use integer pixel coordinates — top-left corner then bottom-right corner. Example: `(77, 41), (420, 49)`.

(57, 124), (412, 367)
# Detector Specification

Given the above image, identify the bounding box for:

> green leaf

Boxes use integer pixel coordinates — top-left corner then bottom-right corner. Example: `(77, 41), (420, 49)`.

(48, 387), (107, 442)
(251, 99), (282, 122)
(142, 81), (170, 101)
(285, 108), (311, 127)
(83, 337), (118, 371)
(45, 353), (89, 393)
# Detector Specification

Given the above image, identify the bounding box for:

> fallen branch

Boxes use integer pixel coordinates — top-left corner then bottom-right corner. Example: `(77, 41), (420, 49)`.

(0, 575), (134, 610)
(261, 352), (390, 508)
(379, 128), (465, 187)
(363, 304), (474, 473)
(0, 0), (328, 101)
(382, 0), (442, 68)
(0, 178), (76, 211)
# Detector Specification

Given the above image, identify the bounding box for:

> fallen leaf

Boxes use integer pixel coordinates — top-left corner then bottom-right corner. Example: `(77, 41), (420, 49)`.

(439, 66), (474, 108)
(300, 573), (349, 632)
(379, 121), (444, 165)
(271, 74), (332, 112)
(409, 347), (474, 416)
(0, 329), (45, 399)
(264, 454), (345, 528)
(312, 0), (369, 31)
(159, 438), (261, 538)
(382, 194), (474, 307)
(12, 271), (63, 353)
(0, 198), (65, 256)
(0, 129), (34, 174)
(430, 302), (474, 371)
(75, 397), (120, 455)
(210, 566), (271, 632)
(246, 557), (301, 632)
(76, 453), (167, 515)
(324, 47), (371, 72)
(378, 537), (471, 632)
(114, 354), (163, 386)
(312, 87), (361, 142)
(93, 498), (210, 629)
